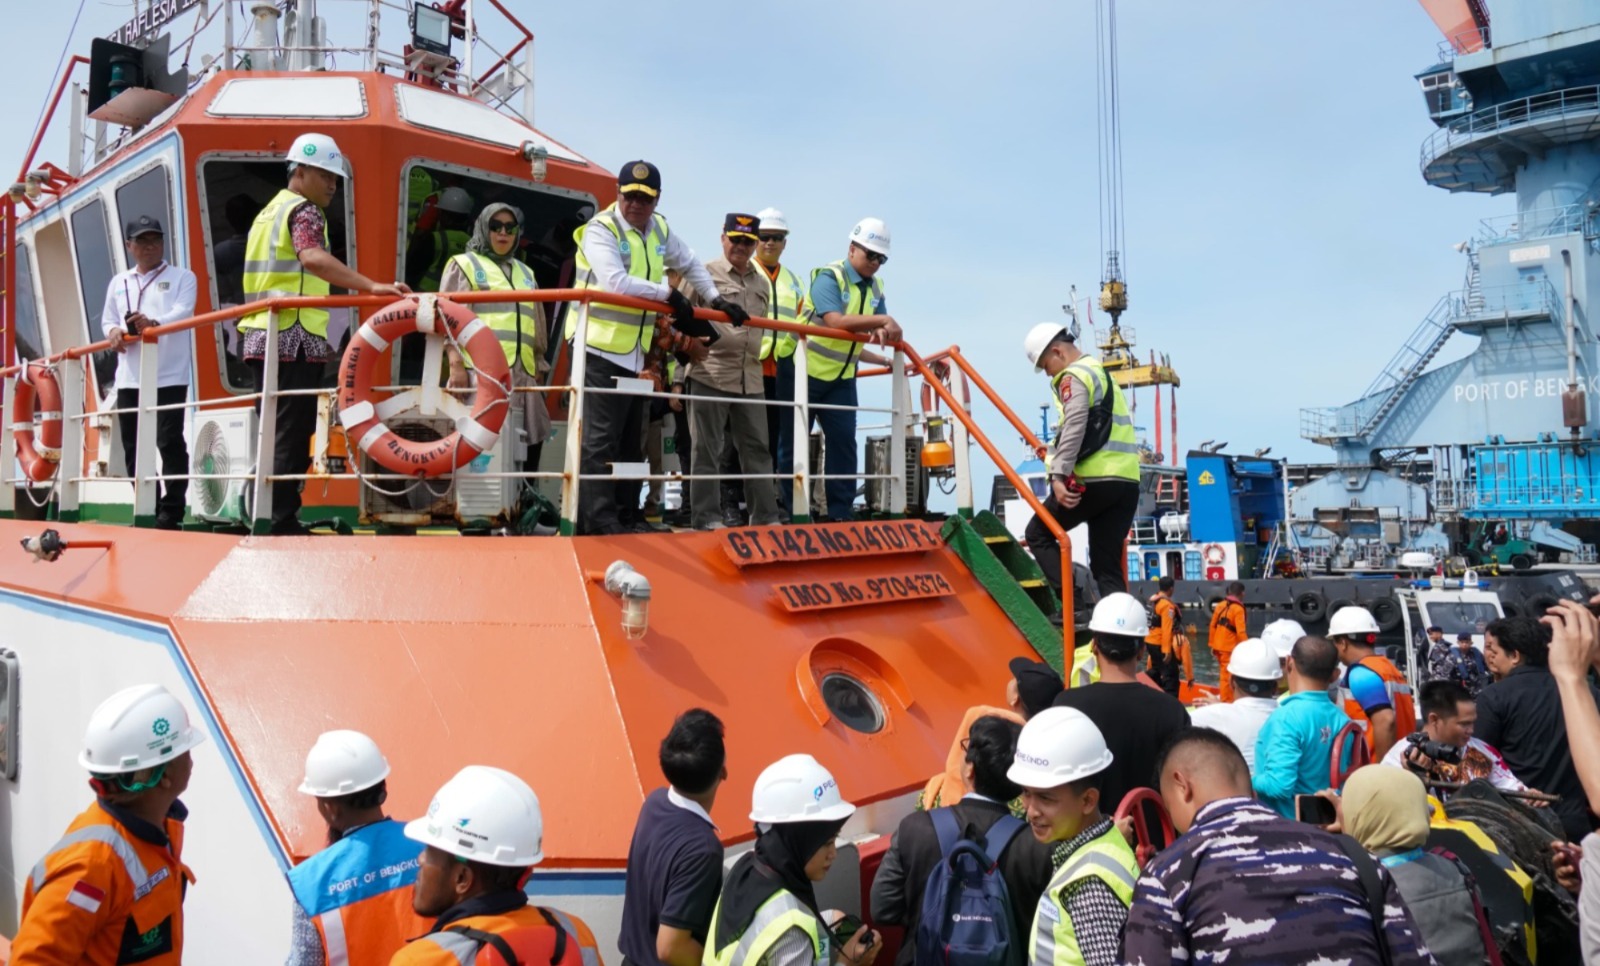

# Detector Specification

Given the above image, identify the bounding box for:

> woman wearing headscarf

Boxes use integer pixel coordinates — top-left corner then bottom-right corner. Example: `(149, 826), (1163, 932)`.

(1343, 766), (1500, 963)
(706, 754), (882, 966)
(442, 202), (552, 469)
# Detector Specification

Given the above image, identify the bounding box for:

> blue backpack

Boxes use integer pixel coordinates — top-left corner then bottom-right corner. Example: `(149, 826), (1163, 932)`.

(912, 808), (1025, 966)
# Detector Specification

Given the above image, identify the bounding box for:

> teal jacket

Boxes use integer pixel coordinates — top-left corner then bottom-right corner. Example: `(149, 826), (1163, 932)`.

(1252, 690), (1353, 817)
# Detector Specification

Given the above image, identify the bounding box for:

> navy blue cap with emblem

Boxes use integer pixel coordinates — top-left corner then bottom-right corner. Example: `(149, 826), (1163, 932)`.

(617, 160), (661, 198)
(723, 213), (759, 240)
(124, 215), (164, 241)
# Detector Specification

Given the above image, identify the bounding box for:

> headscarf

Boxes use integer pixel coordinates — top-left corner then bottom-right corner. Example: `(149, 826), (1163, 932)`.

(465, 202), (525, 265)
(712, 818), (846, 952)
(1343, 765), (1430, 854)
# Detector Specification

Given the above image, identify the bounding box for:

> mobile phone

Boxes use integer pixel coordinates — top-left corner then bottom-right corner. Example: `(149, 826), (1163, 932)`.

(1295, 794), (1338, 826)
(830, 914), (866, 949)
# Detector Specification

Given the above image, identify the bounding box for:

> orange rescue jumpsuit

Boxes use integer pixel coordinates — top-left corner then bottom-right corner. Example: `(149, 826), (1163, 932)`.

(1208, 596), (1247, 702)
(392, 902), (602, 965)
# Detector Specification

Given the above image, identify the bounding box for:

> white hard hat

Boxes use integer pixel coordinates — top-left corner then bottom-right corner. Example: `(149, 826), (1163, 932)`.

(757, 208), (789, 233)
(438, 186), (474, 215)
(1227, 638), (1285, 681)
(1327, 606), (1381, 639)
(404, 765), (545, 867)
(79, 684), (206, 775)
(849, 217), (890, 256)
(1024, 322), (1070, 370)
(749, 753), (856, 824)
(1005, 706), (1114, 788)
(1260, 619), (1307, 660)
(287, 132), (348, 178)
(299, 730), (391, 797)
(1087, 591), (1150, 637)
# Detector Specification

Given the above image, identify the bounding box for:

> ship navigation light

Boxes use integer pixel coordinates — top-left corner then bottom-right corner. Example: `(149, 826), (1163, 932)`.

(603, 560), (653, 640)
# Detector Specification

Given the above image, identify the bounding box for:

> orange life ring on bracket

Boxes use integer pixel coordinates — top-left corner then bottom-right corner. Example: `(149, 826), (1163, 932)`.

(336, 295), (510, 478)
(11, 361), (63, 482)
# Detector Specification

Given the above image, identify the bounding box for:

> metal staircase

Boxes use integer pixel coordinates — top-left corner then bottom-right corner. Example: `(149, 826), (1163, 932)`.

(1352, 295), (1456, 439)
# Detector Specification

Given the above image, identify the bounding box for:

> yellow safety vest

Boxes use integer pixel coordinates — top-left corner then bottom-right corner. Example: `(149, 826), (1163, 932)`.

(703, 889), (826, 966)
(1028, 824), (1139, 966)
(805, 261), (883, 381)
(446, 252), (541, 375)
(239, 188), (331, 336)
(759, 264), (806, 361)
(1047, 357), (1139, 482)
(406, 168), (436, 233)
(419, 227), (470, 293)
(1069, 644), (1100, 688)
(568, 204), (669, 355)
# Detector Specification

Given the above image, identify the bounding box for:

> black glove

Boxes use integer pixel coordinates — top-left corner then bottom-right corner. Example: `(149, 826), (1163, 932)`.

(666, 288), (718, 341)
(711, 296), (749, 327)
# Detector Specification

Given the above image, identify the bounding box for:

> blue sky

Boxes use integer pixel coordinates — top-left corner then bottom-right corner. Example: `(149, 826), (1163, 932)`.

(18, 0), (1508, 489)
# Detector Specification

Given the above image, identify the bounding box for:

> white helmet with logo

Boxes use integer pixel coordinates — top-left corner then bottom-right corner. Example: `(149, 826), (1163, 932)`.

(1227, 638), (1285, 681)
(1260, 619), (1307, 660)
(749, 753), (856, 824)
(405, 765), (544, 867)
(299, 730), (391, 797)
(438, 186), (474, 215)
(287, 132), (348, 178)
(757, 208), (789, 233)
(1005, 706), (1113, 788)
(1087, 591), (1151, 637)
(1024, 322), (1077, 370)
(1327, 606), (1381, 639)
(849, 217), (891, 256)
(79, 684), (206, 774)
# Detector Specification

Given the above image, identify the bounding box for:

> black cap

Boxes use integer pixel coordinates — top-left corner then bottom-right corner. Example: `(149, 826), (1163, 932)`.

(617, 160), (660, 198)
(1008, 657), (1064, 718)
(723, 212), (759, 240)
(124, 215), (164, 240)
(1426, 625), (1443, 634)
(1457, 631), (1474, 642)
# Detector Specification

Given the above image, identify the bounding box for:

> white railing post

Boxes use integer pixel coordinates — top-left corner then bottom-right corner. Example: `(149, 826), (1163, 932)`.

(952, 363), (974, 517)
(0, 375), (14, 516)
(56, 361), (84, 521)
(791, 336), (812, 522)
(251, 311), (280, 534)
(523, 43), (535, 125)
(132, 337), (161, 526)
(560, 302), (589, 535)
(889, 348), (908, 518)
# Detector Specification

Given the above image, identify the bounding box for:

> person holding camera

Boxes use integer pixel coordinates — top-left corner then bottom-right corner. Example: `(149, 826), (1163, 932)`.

(104, 216), (196, 530)
(1379, 680), (1526, 794)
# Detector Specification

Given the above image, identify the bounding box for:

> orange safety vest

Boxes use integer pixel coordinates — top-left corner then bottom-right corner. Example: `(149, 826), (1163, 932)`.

(15, 800), (194, 965)
(1146, 596), (1179, 655)
(287, 818), (430, 966)
(1339, 654), (1418, 752)
(1208, 598), (1246, 652)
(392, 903), (604, 966)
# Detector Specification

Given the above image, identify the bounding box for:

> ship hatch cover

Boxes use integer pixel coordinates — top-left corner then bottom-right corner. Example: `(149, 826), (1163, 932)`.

(206, 77), (368, 118)
(394, 85), (587, 164)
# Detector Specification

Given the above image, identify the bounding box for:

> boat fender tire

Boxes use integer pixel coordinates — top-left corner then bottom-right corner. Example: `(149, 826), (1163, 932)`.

(11, 361), (62, 482)
(1294, 591), (1326, 623)
(1327, 598), (1356, 622)
(337, 296), (510, 479)
(1527, 594), (1560, 618)
(1367, 598), (1402, 633)
(1205, 594), (1225, 612)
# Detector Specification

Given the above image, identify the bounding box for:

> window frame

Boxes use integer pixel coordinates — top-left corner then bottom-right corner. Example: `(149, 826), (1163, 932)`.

(0, 648), (18, 781)
(11, 240), (44, 362)
(111, 159), (176, 275)
(66, 194), (121, 395)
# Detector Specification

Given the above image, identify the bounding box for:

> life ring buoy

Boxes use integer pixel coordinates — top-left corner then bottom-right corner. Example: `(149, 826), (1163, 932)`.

(1202, 543), (1226, 566)
(336, 295), (510, 478)
(11, 361), (62, 482)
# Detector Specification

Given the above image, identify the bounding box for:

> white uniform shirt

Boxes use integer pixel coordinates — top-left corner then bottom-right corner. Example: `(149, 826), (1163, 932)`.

(1190, 696), (1280, 774)
(579, 212), (719, 373)
(101, 262), (197, 390)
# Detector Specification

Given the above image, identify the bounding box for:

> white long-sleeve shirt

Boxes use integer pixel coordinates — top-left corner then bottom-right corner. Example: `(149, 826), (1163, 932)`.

(101, 262), (197, 389)
(579, 211), (719, 372)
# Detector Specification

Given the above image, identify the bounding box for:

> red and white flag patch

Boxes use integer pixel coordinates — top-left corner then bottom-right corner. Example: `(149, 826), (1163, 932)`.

(67, 880), (105, 913)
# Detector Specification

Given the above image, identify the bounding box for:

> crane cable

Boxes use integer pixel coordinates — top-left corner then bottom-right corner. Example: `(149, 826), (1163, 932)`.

(1095, 0), (1127, 292)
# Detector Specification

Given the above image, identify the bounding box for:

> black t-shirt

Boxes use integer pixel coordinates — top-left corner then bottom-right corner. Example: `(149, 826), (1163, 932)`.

(619, 787), (725, 966)
(1052, 682), (1191, 810)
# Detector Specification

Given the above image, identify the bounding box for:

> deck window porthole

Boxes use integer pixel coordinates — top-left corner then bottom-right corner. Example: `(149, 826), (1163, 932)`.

(819, 673), (885, 734)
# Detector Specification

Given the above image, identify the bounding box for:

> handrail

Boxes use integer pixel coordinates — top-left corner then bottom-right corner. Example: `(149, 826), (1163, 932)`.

(945, 348), (1049, 460)
(18, 55), (88, 184)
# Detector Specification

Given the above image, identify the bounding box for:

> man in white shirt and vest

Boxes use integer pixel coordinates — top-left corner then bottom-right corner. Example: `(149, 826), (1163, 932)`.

(105, 216), (197, 530)
(569, 161), (745, 535)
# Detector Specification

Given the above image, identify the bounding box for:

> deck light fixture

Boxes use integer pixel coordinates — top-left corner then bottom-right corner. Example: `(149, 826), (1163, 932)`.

(603, 560), (652, 639)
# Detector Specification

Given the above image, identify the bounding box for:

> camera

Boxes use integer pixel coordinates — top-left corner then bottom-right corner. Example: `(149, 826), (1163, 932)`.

(1405, 731), (1462, 765)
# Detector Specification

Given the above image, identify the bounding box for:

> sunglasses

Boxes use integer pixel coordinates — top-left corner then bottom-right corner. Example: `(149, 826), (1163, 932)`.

(726, 235), (757, 247)
(488, 221), (519, 234)
(862, 250), (888, 265)
(758, 233), (787, 243)
(621, 192), (657, 205)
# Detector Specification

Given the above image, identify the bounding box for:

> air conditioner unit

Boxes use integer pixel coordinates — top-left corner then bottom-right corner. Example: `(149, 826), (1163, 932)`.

(865, 435), (928, 515)
(187, 406), (257, 522)
(358, 405), (524, 528)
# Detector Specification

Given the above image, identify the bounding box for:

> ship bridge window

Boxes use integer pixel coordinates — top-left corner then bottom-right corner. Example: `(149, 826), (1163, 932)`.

(114, 165), (173, 241)
(68, 199), (118, 395)
(396, 160), (595, 382)
(12, 242), (43, 361)
(199, 156), (356, 394)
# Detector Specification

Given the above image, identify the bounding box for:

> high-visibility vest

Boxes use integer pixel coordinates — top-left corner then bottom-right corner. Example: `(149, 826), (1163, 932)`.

(15, 800), (194, 965)
(805, 261), (883, 382)
(704, 887), (827, 966)
(1046, 357), (1139, 482)
(568, 204), (670, 355)
(419, 228), (471, 292)
(392, 903), (603, 966)
(1146, 596), (1179, 655)
(240, 188), (331, 336)
(1028, 824), (1138, 966)
(1070, 643), (1100, 688)
(446, 252), (541, 376)
(758, 263), (806, 361)
(406, 168), (437, 233)
(285, 818), (428, 966)
(1339, 655), (1417, 751)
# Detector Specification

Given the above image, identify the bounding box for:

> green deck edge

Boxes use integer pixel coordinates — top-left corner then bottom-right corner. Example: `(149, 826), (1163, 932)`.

(942, 511), (1065, 673)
